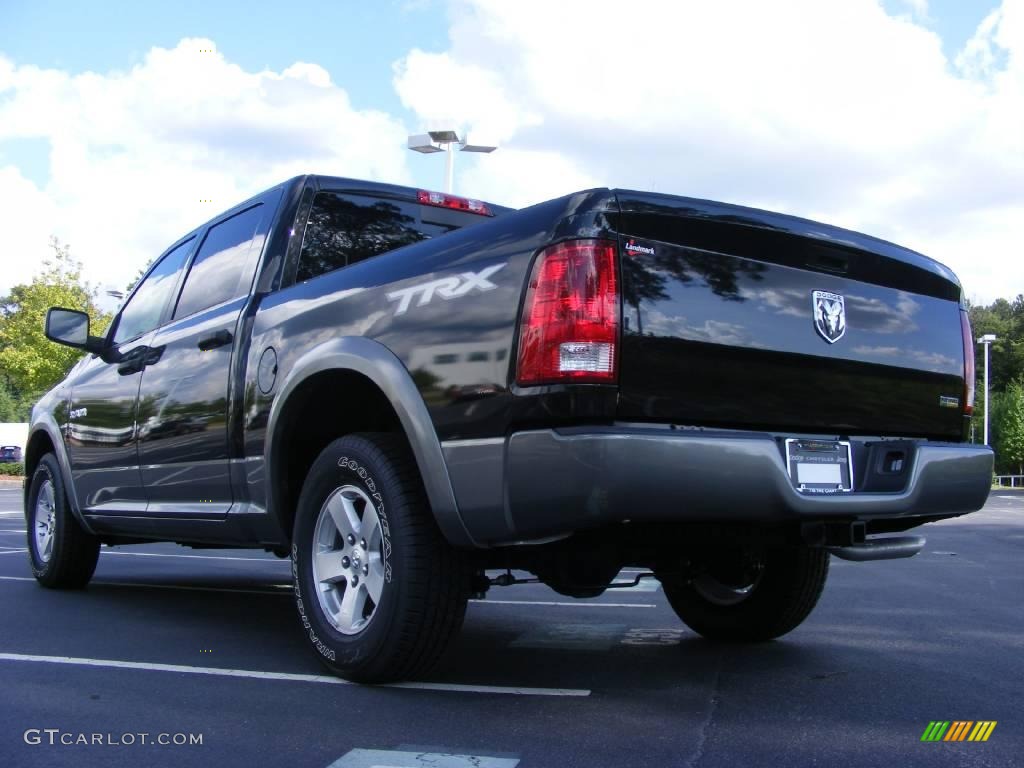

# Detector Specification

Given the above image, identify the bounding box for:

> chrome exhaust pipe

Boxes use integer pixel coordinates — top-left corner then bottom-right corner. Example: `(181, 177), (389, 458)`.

(828, 535), (925, 562)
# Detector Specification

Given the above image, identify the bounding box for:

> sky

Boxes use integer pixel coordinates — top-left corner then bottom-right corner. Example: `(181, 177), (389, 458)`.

(0, 0), (1021, 306)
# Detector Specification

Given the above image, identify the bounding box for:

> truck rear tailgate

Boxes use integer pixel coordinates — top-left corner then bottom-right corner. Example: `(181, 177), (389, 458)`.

(612, 190), (968, 440)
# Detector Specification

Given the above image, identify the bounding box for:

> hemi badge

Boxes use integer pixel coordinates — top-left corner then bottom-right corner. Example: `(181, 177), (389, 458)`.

(939, 396), (960, 409)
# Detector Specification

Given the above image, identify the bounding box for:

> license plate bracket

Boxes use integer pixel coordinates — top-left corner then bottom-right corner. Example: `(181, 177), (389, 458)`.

(785, 438), (853, 494)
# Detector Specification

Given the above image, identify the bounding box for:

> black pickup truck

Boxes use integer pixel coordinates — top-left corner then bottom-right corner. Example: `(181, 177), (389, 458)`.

(27, 175), (993, 682)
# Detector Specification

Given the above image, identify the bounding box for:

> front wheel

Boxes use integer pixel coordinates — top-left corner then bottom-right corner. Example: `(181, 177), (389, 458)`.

(291, 433), (469, 682)
(27, 454), (100, 589)
(659, 544), (829, 642)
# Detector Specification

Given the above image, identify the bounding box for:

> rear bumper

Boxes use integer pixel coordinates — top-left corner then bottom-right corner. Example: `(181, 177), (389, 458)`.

(442, 426), (994, 546)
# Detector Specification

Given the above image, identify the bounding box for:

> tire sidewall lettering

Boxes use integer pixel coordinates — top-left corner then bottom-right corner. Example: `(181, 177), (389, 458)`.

(293, 449), (399, 663)
(336, 456), (392, 583)
(291, 542), (337, 662)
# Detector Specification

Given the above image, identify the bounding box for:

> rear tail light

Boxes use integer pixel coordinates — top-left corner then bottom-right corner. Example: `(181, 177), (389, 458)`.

(417, 189), (492, 216)
(516, 239), (619, 386)
(961, 310), (975, 415)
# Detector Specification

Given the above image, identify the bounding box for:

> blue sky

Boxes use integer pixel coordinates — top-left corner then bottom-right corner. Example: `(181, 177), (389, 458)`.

(0, 0), (1001, 192)
(884, 0), (994, 50)
(0, 0), (447, 106)
(0, 0), (999, 191)
(0, 0), (451, 188)
(0, 1), (1020, 302)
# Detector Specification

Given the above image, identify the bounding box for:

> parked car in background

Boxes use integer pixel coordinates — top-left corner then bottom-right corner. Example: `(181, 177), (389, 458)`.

(0, 445), (23, 464)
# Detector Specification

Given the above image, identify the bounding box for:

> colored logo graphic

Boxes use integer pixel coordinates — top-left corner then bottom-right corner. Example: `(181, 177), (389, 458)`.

(921, 721), (997, 742)
(624, 239), (655, 256)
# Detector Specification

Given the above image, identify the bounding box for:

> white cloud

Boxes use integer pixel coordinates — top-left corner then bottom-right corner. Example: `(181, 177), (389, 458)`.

(0, 38), (412, 297)
(394, 49), (540, 144)
(2, 6), (1022, 308)
(896, 0), (930, 21)
(0, 166), (59, 292)
(457, 147), (601, 209)
(394, 0), (1024, 303)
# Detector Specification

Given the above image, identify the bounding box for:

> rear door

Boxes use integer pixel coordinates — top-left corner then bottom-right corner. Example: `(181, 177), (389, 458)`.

(135, 201), (272, 516)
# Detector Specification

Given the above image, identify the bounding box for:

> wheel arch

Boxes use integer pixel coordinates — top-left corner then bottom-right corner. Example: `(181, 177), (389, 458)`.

(265, 336), (476, 549)
(23, 417), (95, 533)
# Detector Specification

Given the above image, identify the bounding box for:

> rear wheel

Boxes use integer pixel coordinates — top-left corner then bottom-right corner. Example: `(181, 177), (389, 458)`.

(659, 544), (829, 641)
(291, 433), (469, 682)
(27, 454), (100, 589)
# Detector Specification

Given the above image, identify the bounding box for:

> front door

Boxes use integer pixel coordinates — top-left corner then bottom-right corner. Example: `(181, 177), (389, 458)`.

(65, 237), (196, 514)
(65, 332), (154, 513)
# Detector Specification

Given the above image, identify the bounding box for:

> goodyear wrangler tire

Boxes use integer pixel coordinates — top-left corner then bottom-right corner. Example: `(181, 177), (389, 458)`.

(291, 433), (469, 682)
(27, 453), (100, 589)
(660, 545), (829, 642)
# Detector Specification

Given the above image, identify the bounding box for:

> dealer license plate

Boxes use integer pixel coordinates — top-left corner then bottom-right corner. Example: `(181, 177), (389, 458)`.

(785, 439), (853, 494)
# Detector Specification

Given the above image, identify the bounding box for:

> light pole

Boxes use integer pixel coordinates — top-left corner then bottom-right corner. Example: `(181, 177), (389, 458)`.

(979, 333), (997, 445)
(408, 130), (496, 194)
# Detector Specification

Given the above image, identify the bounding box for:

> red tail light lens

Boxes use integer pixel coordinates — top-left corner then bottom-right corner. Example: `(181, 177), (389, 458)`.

(961, 310), (975, 415)
(417, 189), (492, 216)
(516, 239), (619, 386)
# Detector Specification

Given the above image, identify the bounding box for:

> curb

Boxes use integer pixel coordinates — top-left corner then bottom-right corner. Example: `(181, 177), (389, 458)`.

(0, 479), (24, 490)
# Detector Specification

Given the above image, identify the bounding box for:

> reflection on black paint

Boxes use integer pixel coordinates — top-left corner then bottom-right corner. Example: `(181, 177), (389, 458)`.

(616, 224), (964, 438)
(621, 246), (765, 335)
(614, 194), (961, 302)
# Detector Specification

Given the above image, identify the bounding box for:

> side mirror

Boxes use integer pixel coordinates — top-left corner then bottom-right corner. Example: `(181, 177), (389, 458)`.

(45, 308), (104, 353)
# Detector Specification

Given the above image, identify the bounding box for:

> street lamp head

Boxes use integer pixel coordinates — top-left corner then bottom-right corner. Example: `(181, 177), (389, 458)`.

(427, 129), (461, 143)
(408, 134), (445, 153)
(408, 128), (498, 194)
(979, 334), (998, 343)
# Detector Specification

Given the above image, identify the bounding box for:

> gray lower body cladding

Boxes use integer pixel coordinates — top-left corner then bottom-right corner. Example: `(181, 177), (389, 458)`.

(442, 426), (994, 546)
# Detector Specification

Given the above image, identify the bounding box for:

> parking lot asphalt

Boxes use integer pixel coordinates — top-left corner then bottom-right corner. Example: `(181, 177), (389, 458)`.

(0, 487), (1020, 767)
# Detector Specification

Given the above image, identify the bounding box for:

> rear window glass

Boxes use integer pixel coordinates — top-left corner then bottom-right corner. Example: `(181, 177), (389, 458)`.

(296, 193), (455, 283)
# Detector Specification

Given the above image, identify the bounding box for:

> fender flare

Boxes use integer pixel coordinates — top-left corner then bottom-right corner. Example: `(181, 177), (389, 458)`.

(25, 416), (97, 535)
(265, 336), (478, 548)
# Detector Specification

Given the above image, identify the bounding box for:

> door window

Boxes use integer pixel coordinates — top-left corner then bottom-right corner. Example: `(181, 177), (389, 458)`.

(174, 205), (263, 320)
(112, 239), (194, 345)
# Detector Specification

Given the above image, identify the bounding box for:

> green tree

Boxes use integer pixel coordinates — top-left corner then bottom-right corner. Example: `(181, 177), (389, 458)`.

(0, 237), (111, 397)
(969, 295), (1024, 396)
(995, 378), (1024, 475)
(0, 380), (22, 421)
(124, 264), (148, 296)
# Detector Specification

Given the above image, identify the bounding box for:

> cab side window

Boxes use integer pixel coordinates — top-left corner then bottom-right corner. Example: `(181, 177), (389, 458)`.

(174, 205), (264, 320)
(296, 193), (428, 282)
(112, 239), (194, 345)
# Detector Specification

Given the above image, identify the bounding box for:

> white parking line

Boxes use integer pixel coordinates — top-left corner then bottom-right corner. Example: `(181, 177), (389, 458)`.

(103, 551), (288, 563)
(0, 653), (591, 697)
(0, 549), (27, 556)
(474, 599), (656, 609)
(328, 749), (518, 768)
(0, 530), (26, 534)
(0, 575), (289, 595)
(0, 576), (656, 607)
(0, 511), (23, 517)
(611, 580), (661, 592)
